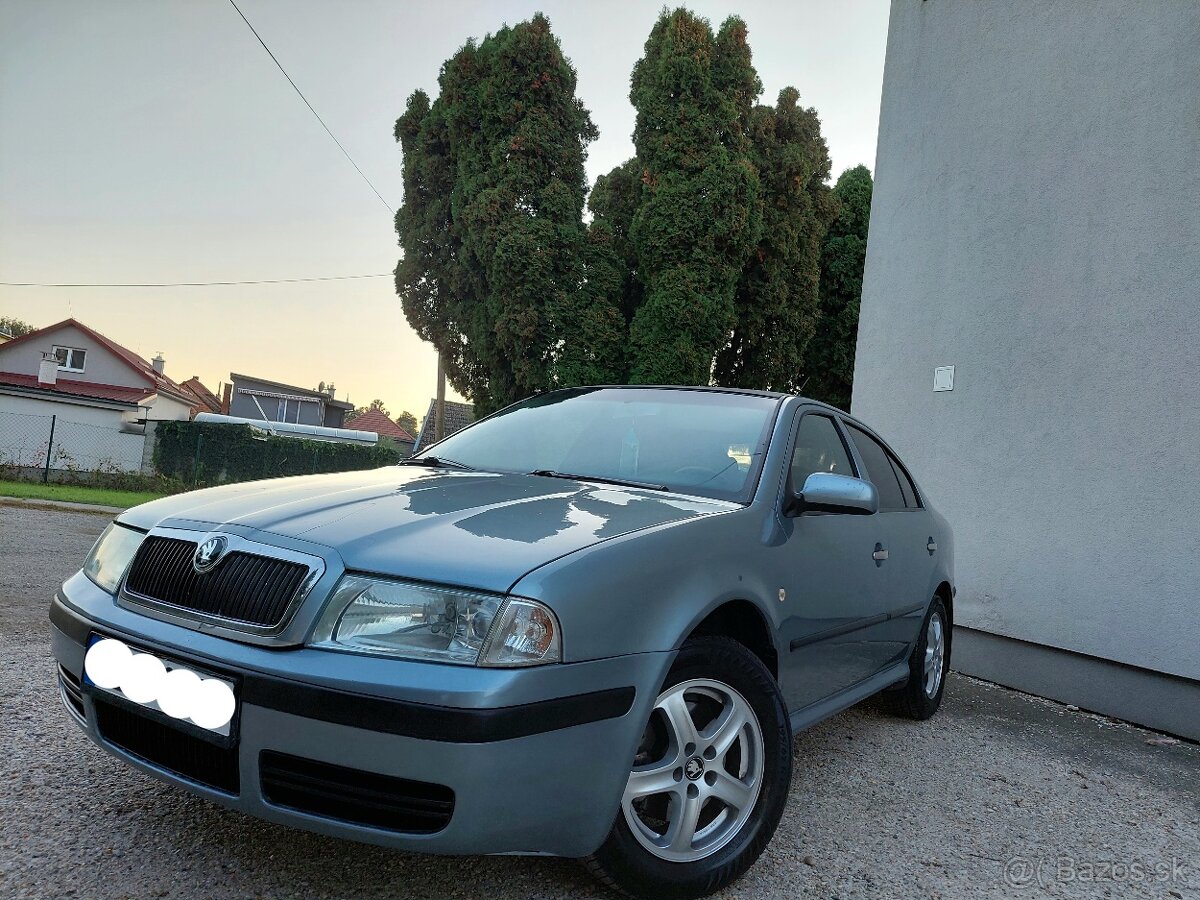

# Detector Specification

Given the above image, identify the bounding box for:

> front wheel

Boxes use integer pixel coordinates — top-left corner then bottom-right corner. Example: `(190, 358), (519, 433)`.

(585, 637), (792, 899)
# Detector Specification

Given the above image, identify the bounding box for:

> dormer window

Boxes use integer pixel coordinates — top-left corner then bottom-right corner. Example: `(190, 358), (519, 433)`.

(53, 346), (86, 373)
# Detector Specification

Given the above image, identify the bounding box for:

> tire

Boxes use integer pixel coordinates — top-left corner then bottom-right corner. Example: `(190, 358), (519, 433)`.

(585, 636), (792, 900)
(889, 595), (950, 720)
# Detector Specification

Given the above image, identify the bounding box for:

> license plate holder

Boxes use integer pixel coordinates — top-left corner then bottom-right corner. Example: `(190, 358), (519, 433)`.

(82, 632), (241, 748)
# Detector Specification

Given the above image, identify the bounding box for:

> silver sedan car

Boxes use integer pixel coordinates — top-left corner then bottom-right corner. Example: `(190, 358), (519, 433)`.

(51, 386), (953, 899)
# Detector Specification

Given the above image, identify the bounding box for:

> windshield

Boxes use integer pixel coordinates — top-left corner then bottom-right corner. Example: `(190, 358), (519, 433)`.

(424, 388), (780, 502)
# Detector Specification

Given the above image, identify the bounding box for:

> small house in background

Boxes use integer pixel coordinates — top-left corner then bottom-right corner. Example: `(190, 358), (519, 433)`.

(0, 318), (193, 423)
(0, 317), (193, 473)
(344, 407), (416, 456)
(224, 372), (353, 428)
(178, 376), (222, 418)
(412, 398), (475, 453)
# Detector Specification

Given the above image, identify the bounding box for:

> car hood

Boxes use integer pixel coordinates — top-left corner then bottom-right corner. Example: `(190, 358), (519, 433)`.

(119, 467), (735, 592)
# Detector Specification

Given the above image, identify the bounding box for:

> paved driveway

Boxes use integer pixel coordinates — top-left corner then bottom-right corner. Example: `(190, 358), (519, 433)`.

(1, 502), (1196, 898)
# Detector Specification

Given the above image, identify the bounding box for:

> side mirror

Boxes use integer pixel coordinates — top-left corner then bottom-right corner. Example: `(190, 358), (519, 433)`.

(787, 472), (879, 516)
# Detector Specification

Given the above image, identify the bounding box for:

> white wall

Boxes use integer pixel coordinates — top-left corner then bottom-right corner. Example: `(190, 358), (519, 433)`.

(148, 392), (193, 422)
(853, 1), (1200, 681)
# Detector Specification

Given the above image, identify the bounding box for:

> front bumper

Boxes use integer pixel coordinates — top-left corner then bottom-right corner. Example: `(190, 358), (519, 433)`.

(50, 572), (673, 857)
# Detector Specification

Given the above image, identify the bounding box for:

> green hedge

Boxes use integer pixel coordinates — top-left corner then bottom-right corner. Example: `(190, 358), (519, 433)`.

(154, 421), (404, 487)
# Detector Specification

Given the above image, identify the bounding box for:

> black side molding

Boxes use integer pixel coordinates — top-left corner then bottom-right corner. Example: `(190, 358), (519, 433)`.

(790, 615), (887, 650)
(242, 677), (636, 744)
(789, 602), (928, 651)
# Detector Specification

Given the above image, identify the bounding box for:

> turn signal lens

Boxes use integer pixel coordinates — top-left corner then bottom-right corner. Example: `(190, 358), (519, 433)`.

(479, 598), (562, 667)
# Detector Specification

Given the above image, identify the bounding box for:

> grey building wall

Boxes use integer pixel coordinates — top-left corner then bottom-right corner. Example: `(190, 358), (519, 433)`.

(0, 323), (143, 388)
(853, 1), (1200, 735)
(228, 376), (330, 427)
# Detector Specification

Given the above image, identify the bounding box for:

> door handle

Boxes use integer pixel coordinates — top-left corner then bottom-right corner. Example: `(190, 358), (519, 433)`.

(873, 543), (888, 565)
(927, 537), (937, 554)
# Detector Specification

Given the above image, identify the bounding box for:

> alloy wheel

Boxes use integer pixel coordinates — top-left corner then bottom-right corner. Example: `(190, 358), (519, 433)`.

(924, 611), (945, 698)
(621, 678), (764, 862)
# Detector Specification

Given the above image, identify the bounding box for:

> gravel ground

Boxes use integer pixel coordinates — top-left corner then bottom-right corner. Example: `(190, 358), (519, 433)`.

(1, 502), (1196, 899)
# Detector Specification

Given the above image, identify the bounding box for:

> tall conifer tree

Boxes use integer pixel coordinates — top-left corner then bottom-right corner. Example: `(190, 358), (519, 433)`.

(626, 10), (762, 385)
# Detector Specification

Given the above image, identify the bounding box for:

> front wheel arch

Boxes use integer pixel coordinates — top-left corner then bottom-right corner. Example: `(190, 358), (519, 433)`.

(685, 598), (779, 681)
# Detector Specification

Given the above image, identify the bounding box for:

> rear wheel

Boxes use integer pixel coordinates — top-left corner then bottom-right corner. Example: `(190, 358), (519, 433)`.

(890, 595), (950, 720)
(585, 637), (791, 899)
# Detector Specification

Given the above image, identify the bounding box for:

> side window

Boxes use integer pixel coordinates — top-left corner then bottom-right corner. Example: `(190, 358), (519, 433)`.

(889, 456), (921, 508)
(790, 414), (854, 487)
(845, 424), (906, 510)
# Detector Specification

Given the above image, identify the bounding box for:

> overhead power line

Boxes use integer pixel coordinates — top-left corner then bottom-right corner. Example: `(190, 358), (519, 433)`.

(226, 0), (394, 215)
(0, 273), (392, 288)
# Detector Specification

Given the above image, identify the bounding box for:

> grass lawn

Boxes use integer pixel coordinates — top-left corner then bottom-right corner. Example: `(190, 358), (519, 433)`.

(0, 479), (169, 509)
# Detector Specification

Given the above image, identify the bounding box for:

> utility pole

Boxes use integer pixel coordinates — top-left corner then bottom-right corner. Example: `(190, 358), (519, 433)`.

(435, 352), (446, 442)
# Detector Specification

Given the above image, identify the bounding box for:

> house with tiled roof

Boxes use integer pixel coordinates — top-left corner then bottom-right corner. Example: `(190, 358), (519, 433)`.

(412, 398), (475, 453)
(0, 318), (193, 473)
(177, 376), (223, 417)
(344, 407), (416, 455)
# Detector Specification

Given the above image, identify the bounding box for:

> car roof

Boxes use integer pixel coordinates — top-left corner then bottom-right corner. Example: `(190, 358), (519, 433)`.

(570, 384), (851, 414)
(572, 384), (790, 400)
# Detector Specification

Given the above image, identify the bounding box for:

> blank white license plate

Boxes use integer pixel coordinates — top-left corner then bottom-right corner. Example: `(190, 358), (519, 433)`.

(83, 634), (238, 738)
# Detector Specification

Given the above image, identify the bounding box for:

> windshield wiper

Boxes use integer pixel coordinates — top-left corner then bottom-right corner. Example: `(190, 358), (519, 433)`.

(400, 456), (474, 470)
(529, 469), (668, 492)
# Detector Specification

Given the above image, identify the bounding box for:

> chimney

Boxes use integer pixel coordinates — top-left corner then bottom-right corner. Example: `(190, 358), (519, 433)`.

(221, 382), (232, 414)
(152, 353), (165, 374)
(38, 352), (58, 386)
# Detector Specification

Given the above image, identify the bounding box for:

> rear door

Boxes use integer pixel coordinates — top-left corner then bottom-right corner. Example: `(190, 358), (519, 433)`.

(777, 410), (893, 709)
(841, 421), (935, 664)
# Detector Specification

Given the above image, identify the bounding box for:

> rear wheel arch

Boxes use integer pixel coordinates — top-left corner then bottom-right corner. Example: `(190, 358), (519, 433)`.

(686, 599), (779, 682)
(935, 581), (954, 634)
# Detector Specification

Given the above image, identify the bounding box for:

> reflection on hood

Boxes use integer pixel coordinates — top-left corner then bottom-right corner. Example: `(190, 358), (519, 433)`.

(120, 467), (736, 593)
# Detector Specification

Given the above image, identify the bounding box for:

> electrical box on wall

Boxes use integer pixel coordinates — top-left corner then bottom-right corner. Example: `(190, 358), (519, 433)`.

(933, 366), (955, 392)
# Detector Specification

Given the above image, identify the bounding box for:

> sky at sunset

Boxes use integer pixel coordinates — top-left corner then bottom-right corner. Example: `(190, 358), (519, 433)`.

(0, 0), (888, 422)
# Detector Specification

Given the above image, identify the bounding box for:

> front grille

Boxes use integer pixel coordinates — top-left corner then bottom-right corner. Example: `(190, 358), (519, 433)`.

(95, 700), (240, 794)
(260, 751), (454, 834)
(125, 535), (309, 627)
(58, 665), (85, 723)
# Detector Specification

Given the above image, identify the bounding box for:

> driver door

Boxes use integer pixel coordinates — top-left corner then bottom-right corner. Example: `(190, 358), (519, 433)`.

(776, 411), (892, 710)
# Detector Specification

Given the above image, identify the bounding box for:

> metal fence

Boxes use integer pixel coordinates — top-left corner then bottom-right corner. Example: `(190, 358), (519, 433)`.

(0, 409), (148, 482)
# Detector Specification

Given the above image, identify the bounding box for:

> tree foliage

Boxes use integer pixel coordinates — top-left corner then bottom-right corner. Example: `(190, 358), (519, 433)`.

(802, 165), (873, 410)
(395, 410), (419, 436)
(714, 88), (835, 391)
(587, 159), (644, 325)
(395, 15), (601, 413)
(626, 10), (762, 385)
(0, 316), (35, 338)
(351, 398), (390, 419)
(396, 9), (851, 403)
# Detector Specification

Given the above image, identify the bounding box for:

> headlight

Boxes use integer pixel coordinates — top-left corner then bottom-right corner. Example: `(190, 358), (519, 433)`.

(309, 575), (562, 667)
(82, 523), (145, 594)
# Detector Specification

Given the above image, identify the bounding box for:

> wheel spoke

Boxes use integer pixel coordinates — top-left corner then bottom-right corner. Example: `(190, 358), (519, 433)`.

(924, 645), (936, 675)
(661, 691), (701, 750)
(665, 791), (704, 852)
(707, 770), (754, 810)
(704, 701), (748, 760)
(625, 761), (679, 800)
